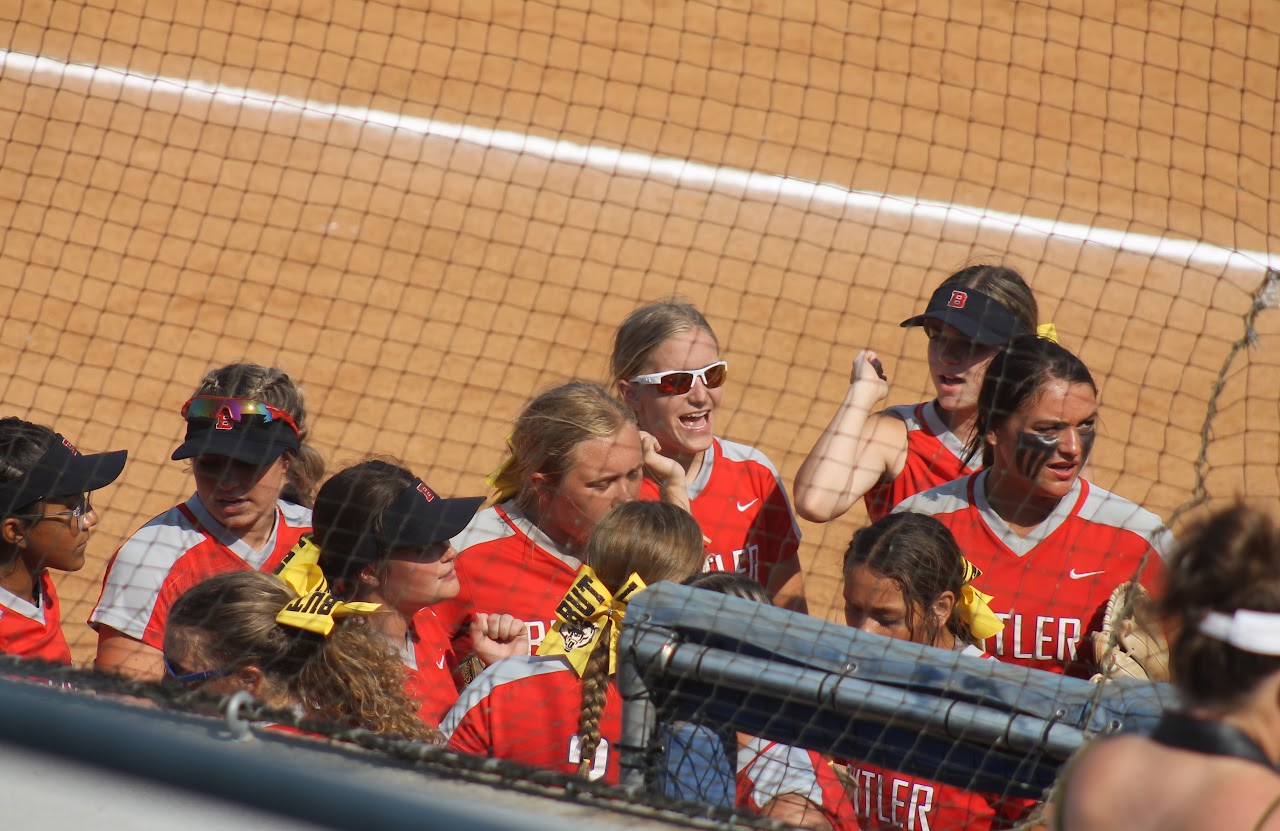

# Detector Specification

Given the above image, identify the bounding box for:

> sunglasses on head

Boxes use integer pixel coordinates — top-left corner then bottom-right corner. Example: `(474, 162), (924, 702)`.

(181, 396), (299, 436)
(627, 361), (728, 396)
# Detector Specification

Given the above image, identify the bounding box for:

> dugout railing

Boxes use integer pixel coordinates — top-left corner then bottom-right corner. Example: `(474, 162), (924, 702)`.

(618, 582), (1178, 801)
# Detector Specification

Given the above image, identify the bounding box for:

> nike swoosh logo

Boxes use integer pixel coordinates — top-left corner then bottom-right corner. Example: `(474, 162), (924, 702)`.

(1068, 569), (1105, 580)
(435, 655), (447, 669)
(736, 499), (759, 512)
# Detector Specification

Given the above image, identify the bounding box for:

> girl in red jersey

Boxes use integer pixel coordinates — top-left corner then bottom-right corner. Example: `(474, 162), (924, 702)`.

(795, 265), (1042, 525)
(1056, 504), (1280, 831)
(163, 569), (438, 742)
(611, 299), (806, 612)
(442, 500), (704, 783)
(435, 381), (687, 662)
(91, 363), (323, 680)
(892, 336), (1172, 677)
(841, 512), (1031, 831)
(308, 458), (526, 725)
(0, 418), (126, 665)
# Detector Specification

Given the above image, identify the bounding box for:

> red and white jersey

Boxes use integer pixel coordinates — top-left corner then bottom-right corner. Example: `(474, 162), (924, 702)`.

(846, 644), (1033, 831)
(737, 736), (860, 831)
(0, 572), (71, 665)
(894, 472), (1172, 676)
(402, 608), (459, 726)
(89, 495), (312, 650)
(442, 654), (622, 783)
(640, 437), (801, 585)
(435, 501), (581, 658)
(848, 759), (1033, 831)
(864, 402), (977, 522)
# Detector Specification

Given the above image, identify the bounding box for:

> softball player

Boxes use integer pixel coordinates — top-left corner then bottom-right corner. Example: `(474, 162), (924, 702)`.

(90, 363), (320, 680)
(163, 569), (437, 742)
(842, 512), (1033, 831)
(611, 299), (806, 612)
(0, 418), (126, 664)
(442, 501), (705, 783)
(794, 265), (1041, 524)
(308, 458), (524, 725)
(434, 381), (687, 663)
(1055, 504), (1280, 831)
(893, 336), (1172, 677)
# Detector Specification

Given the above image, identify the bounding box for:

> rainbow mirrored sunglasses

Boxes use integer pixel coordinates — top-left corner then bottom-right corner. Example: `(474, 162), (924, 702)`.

(626, 361), (728, 396)
(180, 396), (299, 436)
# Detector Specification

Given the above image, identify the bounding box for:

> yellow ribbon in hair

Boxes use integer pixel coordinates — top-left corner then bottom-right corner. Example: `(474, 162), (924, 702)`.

(1036, 322), (1059, 343)
(537, 564), (647, 677)
(274, 536), (381, 636)
(485, 434), (521, 503)
(957, 558), (1005, 641)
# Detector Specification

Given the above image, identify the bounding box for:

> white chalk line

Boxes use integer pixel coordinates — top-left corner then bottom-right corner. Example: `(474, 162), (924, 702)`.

(2, 48), (1276, 273)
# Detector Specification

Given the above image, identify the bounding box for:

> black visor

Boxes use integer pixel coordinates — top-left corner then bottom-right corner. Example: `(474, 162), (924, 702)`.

(0, 435), (127, 515)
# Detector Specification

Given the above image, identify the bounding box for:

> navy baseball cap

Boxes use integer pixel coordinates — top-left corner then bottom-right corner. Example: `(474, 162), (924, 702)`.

(379, 479), (485, 550)
(0, 434), (127, 515)
(172, 396), (301, 466)
(900, 285), (1029, 346)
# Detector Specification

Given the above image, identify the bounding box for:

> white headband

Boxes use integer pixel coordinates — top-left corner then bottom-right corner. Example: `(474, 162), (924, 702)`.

(1199, 610), (1280, 656)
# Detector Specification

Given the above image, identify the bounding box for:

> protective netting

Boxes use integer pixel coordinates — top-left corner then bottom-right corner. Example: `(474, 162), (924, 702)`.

(1, 1), (1278, 828)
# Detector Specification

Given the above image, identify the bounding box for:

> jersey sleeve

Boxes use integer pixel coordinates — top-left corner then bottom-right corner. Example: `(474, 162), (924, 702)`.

(88, 516), (188, 643)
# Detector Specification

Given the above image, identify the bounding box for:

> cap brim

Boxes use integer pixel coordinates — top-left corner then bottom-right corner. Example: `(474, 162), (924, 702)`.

(48, 449), (128, 496)
(171, 426), (297, 466)
(899, 310), (1014, 346)
(381, 495), (486, 549)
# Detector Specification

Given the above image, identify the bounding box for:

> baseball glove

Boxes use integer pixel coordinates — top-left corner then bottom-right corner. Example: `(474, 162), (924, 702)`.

(1089, 581), (1169, 683)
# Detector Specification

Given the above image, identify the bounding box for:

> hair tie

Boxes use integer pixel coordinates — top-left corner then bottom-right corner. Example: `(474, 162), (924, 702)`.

(957, 557), (1005, 641)
(1036, 322), (1059, 343)
(537, 564), (647, 676)
(484, 434), (521, 503)
(275, 536), (381, 636)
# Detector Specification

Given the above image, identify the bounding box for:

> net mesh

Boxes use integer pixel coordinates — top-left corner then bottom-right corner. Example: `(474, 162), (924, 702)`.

(1, 1), (1278, 828)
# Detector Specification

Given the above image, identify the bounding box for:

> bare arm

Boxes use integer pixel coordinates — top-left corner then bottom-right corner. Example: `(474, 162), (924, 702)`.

(793, 349), (908, 523)
(94, 626), (165, 682)
(767, 552), (807, 614)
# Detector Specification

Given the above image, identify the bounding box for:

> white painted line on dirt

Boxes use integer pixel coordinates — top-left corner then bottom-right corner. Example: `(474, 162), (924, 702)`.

(3, 49), (1276, 273)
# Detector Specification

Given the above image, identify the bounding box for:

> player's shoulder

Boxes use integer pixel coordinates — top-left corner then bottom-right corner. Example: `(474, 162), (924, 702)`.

(277, 499), (312, 528)
(1076, 481), (1175, 556)
(892, 473), (974, 517)
(715, 438), (781, 478)
(441, 655), (571, 732)
(452, 503), (517, 552)
(111, 502), (209, 569)
(880, 402), (922, 428)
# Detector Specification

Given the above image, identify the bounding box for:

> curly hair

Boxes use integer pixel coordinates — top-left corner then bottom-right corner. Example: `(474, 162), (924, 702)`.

(167, 571), (440, 743)
(191, 363), (326, 507)
(574, 501), (705, 777)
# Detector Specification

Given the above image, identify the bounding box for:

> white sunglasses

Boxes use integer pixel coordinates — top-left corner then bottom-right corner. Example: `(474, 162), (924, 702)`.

(626, 361), (728, 395)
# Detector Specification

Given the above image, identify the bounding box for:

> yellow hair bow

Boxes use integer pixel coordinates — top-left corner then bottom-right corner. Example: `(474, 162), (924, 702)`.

(1037, 322), (1059, 343)
(485, 434), (521, 503)
(274, 536), (381, 636)
(957, 557), (1005, 641)
(536, 564), (647, 676)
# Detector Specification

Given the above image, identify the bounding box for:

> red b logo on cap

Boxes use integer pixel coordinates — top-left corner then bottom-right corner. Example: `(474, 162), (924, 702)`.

(948, 290), (968, 309)
(215, 408), (235, 430)
(416, 482), (437, 502)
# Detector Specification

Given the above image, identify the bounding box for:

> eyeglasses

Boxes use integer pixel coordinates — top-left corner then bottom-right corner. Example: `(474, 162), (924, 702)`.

(13, 495), (93, 526)
(181, 397), (299, 436)
(626, 361), (728, 396)
(163, 656), (238, 688)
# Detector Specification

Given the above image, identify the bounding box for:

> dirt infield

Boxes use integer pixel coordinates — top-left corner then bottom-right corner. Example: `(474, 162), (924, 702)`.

(0, 0), (1277, 665)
